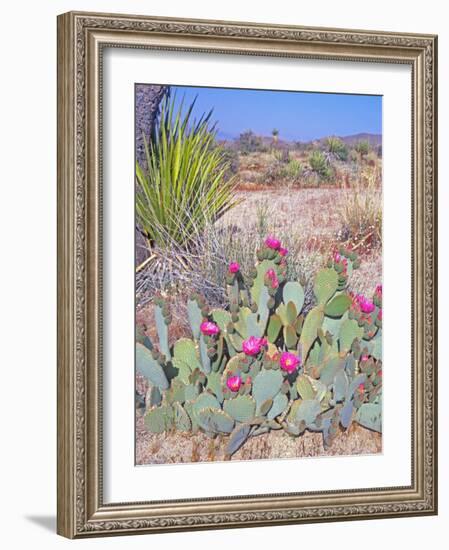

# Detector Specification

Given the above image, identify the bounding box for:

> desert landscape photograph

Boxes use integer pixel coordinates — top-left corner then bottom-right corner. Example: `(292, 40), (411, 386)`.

(134, 84), (383, 465)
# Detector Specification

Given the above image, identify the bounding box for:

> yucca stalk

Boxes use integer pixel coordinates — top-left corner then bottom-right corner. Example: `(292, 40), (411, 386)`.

(136, 95), (238, 249)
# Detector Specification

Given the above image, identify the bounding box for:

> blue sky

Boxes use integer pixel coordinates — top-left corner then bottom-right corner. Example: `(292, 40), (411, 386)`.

(169, 85), (382, 142)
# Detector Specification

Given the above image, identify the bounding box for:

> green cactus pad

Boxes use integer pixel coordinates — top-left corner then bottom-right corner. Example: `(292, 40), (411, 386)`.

(245, 312), (265, 338)
(347, 373), (367, 399)
(340, 400), (354, 429)
(144, 404), (173, 433)
(333, 370), (349, 402)
(187, 299), (203, 340)
(252, 369), (284, 410)
(206, 371), (224, 403)
(313, 268), (338, 305)
(324, 293), (352, 318)
(191, 392), (221, 422)
(284, 325), (298, 349)
(199, 335), (212, 374)
(319, 356), (344, 386)
(259, 398), (273, 416)
(355, 403), (382, 432)
(197, 407), (235, 434)
(211, 308), (232, 332)
(300, 305), (324, 360)
(173, 402), (192, 432)
(171, 358), (192, 385)
(228, 332), (244, 352)
(184, 383), (201, 402)
(366, 329), (383, 360)
(165, 379), (186, 404)
(146, 386), (162, 409)
(173, 338), (202, 372)
(223, 394), (256, 422)
(221, 353), (248, 382)
(296, 374), (317, 400)
(267, 314), (282, 343)
(136, 326), (153, 350)
(283, 281), (305, 314)
(250, 259), (277, 305)
(226, 424), (252, 456)
(267, 392), (289, 420)
(154, 304), (171, 359)
(339, 319), (364, 353)
(290, 399), (321, 426)
(136, 343), (169, 390)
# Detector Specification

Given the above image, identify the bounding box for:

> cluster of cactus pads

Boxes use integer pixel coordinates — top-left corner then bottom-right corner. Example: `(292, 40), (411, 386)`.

(136, 237), (382, 458)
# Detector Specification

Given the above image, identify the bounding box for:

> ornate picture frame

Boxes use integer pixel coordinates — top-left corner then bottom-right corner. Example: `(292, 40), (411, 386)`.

(57, 11), (438, 538)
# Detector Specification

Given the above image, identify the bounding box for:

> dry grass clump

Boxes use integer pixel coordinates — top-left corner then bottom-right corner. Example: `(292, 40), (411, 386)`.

(337, 166), (382, 254)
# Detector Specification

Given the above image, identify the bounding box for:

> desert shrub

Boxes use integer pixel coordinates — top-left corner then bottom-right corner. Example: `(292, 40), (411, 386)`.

(326, 136), (349, 161)
(137, 239), (382, 456)
(236, 130), (266, 155)
(220, 146), (240, 176)
(308, 150), (332, 180)
(136, 95), (238, 248)
(337, 168), (382, 251)
(282, 158), (304, 182)
(355, 140), (370, 157)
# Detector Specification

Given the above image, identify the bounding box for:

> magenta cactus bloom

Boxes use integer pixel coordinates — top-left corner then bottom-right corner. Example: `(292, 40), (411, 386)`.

(200, 321), (220, 336)
(279, 247), (289, 257)
(279, 352), (301, 374)
(333, 251), (342, 263)
(226, 375), (242, 392)
(360, 355), (370, 362)
(356, 294), (376, 314)
(264, 235), (281, 250)
(377, 308), (383, 321)
(375, 284), (383, 297)
(242, 336), (267, 356)
(266, 268), (279, 289)
(229, 262), (240, 274)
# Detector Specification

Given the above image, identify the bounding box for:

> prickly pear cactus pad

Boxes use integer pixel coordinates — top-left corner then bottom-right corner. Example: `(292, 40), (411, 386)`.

(136, 237), (383, 464)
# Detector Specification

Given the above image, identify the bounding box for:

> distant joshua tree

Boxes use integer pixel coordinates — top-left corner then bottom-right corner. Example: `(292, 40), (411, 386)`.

(271, 128), (279, 144)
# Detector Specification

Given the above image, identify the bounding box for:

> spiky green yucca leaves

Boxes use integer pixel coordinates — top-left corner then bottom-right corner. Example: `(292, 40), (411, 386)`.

(136, 94), (238, 247)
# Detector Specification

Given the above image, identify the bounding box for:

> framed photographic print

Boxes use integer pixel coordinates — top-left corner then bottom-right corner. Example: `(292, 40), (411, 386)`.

(57, 11), (438, 538)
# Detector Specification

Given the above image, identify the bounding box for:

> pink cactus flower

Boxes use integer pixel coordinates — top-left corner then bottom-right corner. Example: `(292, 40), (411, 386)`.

(229, 262), (240, 274)
(265, 235), (281, 250)
(358, 383), (365, 393)
(356, 294), (376, 314)
(375, 284), (382, 297)
(377, 309), (382, 321)
(242, 336), (267, 356)
(279, 352), (301, 374)
(333, 251), (342, 263)
(200, 321), (220, 336)
(226, 375), (242, 392)
(360, 355), (370, 362)
(266, 268), (279, 289)
(279, 247), (289, 257)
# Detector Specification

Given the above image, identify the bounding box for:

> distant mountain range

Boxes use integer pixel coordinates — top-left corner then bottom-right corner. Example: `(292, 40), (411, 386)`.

(219, 132), (381, 147)
(333, 133), (382, 147)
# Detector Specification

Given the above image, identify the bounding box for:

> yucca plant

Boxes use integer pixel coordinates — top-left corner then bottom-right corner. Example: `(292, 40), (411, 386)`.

(136, 94), (238, 249)
(309, 150), (332, 180)
(326, 136), (348, 161)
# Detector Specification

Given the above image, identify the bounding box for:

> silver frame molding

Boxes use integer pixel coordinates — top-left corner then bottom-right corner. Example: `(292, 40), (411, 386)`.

(57, 11), (438, 538)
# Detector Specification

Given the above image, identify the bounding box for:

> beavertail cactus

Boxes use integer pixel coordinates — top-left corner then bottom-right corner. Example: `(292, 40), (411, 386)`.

(139, 238), (383, 456)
